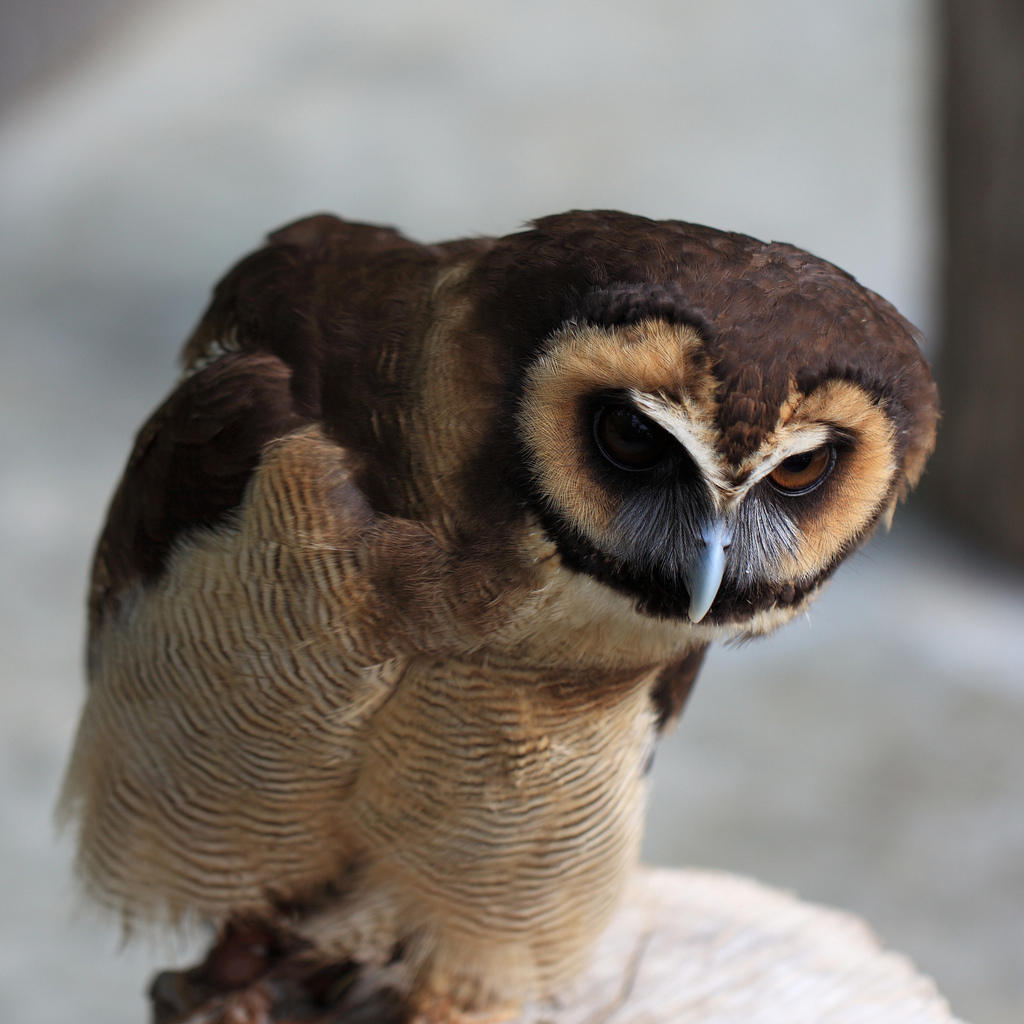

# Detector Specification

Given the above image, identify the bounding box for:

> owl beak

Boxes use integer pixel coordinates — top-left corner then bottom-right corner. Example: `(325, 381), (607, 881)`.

(684, 518), (733, 623)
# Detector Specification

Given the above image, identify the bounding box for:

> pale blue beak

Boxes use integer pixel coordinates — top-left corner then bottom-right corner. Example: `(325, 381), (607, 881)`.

(684, 518), (733, 623)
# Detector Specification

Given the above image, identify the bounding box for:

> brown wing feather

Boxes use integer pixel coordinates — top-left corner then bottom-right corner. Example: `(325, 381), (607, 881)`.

(89, 351), (310, 639)
(181, 215), (427, 416)
(90, 215), (469, 636)
(651, 645), (707, 730)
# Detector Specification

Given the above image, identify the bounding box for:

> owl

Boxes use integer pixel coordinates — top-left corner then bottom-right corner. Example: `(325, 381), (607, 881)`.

(60, 210), (938, 1019)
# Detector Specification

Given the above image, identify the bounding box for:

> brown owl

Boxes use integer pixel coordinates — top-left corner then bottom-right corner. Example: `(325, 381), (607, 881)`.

(60, 210), (938, 1019)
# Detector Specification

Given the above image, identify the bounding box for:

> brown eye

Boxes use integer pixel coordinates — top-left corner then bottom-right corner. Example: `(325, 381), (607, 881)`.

(768, 444), (835, 494)
(594, 404), (671, 471)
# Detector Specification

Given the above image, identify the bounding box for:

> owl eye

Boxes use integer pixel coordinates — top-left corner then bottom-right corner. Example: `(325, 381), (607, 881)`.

(593, 404), (671, 471)
(768, 444), (835, 494)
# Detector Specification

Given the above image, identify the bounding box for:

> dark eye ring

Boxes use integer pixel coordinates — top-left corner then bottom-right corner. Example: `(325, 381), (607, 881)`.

(767, 444), (836, 495)
(593, 404), (672, 471)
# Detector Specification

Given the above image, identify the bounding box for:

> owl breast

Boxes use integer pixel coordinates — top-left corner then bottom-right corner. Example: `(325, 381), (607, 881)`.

(341, 655), (656, 1004)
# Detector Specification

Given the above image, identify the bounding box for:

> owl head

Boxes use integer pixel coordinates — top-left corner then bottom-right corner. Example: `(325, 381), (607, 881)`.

(416, 210), (939, 640)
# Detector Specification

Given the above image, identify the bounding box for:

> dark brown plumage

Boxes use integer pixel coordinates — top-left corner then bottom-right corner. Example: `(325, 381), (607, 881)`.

(62, 210), (938, 1018)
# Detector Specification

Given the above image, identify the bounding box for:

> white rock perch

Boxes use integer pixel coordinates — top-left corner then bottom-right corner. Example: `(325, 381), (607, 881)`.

(159, 866), (964, 1024)
(515, 867), (964, 1024)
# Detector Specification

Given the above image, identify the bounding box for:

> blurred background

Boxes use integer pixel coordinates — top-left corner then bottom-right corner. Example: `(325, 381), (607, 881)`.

(1, 1), (1021, 1022)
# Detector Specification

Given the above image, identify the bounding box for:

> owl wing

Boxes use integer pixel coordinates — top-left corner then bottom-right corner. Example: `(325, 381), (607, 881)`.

(88, 350), (311, 638)
(91, 213), (454, 637)
(651, 645), (707, 731)
(70, 217), (464, 923)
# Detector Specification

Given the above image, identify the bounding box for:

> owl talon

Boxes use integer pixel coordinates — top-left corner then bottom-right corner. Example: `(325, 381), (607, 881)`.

(150, 975), (274, 1024)
(149, 933), (409, 1024)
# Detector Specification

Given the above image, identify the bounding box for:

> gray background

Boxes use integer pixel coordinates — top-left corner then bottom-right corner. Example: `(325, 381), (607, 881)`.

(0, 2), (1021, 1022)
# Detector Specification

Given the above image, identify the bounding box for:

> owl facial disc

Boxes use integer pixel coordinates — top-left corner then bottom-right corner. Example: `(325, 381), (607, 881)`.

(684, 517), (733, 623)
